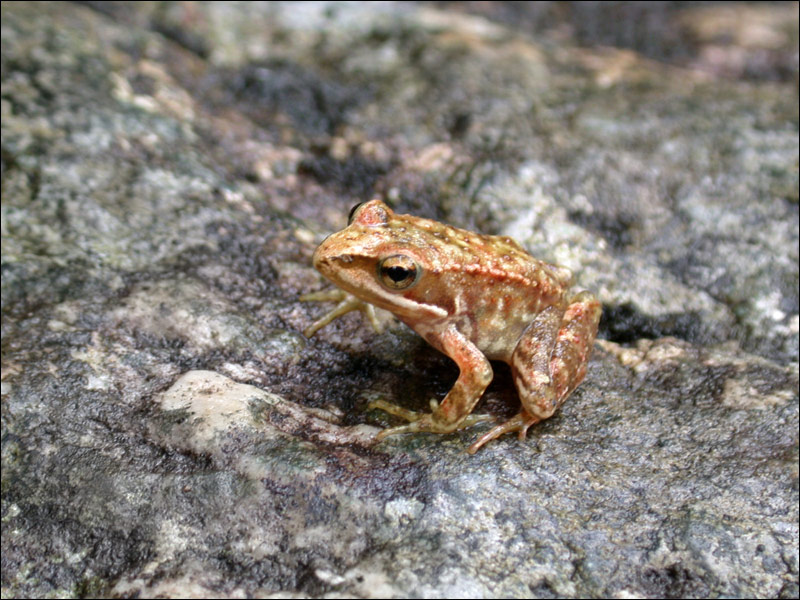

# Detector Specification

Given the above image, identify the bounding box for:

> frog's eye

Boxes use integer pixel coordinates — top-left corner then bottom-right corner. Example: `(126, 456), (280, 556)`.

(378, 255), (420, 290)
(348, 202), (365, 224)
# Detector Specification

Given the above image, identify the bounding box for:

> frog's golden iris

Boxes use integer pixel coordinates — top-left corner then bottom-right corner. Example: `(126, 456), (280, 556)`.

(377, 255), (420, 290)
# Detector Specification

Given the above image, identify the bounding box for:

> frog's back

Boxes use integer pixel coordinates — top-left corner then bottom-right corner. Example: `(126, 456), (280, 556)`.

(387, 213), (572, 360)
(452, 238), (573, 361)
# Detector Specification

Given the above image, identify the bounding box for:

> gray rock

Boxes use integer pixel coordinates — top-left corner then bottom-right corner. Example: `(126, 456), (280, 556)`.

(2, 2), (797, 598)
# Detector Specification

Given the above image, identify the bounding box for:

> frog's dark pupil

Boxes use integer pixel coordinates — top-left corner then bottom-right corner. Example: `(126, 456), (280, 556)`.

(378, 255), (419, 289)
(387, 266), (411, 282)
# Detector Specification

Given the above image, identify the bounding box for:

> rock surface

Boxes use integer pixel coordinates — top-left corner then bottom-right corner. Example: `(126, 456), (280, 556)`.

(2, 2), (797, 598)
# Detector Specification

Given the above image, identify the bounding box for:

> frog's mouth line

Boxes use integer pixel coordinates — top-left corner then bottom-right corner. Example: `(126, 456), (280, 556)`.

(315, 253), (448, 322)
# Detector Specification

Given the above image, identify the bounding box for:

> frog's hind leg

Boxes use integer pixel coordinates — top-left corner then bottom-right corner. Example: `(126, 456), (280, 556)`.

(371, 326), (495, 440)
(467, 292), (601, 454)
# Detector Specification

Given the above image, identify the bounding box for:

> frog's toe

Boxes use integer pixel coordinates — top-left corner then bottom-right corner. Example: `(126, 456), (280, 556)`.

(467, 411), (541, 454)
(369, 400), (439, 439)
(457, 412), (496, 427)
(368, 399), (425, 422)
(299, 289), (349, 303)
(374, 420), (429, 440)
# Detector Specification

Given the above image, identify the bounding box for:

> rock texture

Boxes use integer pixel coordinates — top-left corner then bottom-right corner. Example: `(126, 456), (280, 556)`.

(2, 2), (797, 598)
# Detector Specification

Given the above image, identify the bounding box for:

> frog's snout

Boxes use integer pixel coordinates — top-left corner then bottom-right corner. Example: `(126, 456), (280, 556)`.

(311, 237), (333, 271)
(312, 242), (354, 279)
(315, 253), (353, 269)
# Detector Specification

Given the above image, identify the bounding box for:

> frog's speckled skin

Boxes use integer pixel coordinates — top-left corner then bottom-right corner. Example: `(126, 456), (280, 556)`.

(304, 199), (601, 453)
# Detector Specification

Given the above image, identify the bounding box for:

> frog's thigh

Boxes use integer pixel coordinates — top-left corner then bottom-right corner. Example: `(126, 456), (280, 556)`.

(428, 326), (494, 432)
(512, 292), (601, 419)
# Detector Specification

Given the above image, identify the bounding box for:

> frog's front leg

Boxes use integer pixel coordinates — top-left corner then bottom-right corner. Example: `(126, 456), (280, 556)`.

(300, 288), (383, 337)
(372, 325), (494, 439)
(467, 291), (601, 453)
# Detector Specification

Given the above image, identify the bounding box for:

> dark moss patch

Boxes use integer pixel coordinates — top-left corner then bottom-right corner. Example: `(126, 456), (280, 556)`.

(599, 302), (723, 346)
(297, 151), (389, 199)
(224, 61), (371, 137)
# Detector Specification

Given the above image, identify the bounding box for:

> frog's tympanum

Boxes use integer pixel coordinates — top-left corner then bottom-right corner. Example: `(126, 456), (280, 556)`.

(302, 200), (601, 453)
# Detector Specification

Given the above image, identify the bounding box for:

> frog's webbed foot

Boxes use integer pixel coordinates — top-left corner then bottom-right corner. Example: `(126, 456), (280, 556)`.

(300, 288), (382, 337)
(369, 399), (495, 440)
(466, 411), (541, 454)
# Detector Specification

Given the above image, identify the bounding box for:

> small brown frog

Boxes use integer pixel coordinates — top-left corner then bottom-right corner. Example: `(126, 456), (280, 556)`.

(303, 200), (601, 453)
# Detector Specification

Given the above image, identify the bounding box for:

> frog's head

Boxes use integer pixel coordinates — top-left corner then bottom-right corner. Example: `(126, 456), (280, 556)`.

(311, 199), (447, 321)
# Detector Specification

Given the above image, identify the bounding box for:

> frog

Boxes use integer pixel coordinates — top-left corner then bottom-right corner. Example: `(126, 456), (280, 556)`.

(301, 199), (602, 453)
